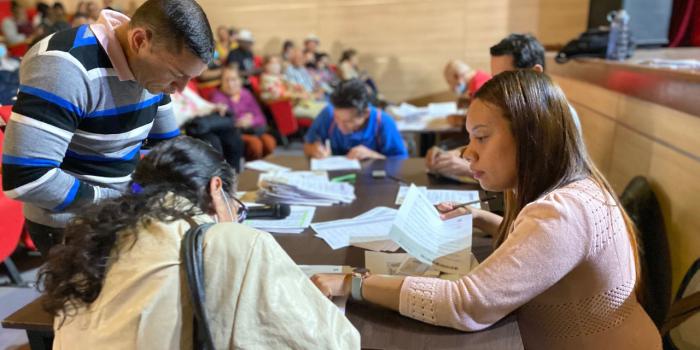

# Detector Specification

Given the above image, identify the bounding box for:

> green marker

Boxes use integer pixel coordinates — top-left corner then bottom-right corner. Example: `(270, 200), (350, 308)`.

(331, 173), (357, 183)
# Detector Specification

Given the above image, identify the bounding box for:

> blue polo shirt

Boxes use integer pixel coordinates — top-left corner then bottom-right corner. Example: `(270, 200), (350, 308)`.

(304, 105), (408, 159)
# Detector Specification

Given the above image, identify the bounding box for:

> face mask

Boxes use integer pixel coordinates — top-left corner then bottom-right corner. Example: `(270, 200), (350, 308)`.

(453, 82), (466, 96)
(0, 44), (7, 59)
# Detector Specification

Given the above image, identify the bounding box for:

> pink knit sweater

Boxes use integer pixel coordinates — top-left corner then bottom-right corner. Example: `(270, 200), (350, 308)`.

(399, 178), (661, 349)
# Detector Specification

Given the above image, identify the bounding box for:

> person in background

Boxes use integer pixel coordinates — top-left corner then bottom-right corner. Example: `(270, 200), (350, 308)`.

(312, 71), (661, 350)
(172, 83), (244, 172)
(280, 39), (295, 69)
(311, 52), (337, 94)
(443, 59), (491, 102)
(226, 29), (259, 82)
(303, 33), (324, 61)
(0, 42), (20, 105)
(426, 33), (580, 180)
(2, 1), (39, 57)
(260, 55), (326, 119)
(35, 2), (70, 41)
(338, 48), (378, 98)
(70, 12), (89, 27)
(40, 136), (360, 349)
(285, 47), (323, 98)
(214, 25), (236, 64)
(304, 79), (407, 160)
(211, 65), (276, 160)
(1, 0), (212, 256)
(86, 1), (100, 22)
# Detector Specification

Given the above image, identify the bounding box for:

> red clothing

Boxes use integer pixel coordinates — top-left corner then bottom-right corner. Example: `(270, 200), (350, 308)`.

(468, 70), (491, 99)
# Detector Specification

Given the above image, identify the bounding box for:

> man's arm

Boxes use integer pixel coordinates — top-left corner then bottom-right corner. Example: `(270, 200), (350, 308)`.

(2, 52), (122, 211)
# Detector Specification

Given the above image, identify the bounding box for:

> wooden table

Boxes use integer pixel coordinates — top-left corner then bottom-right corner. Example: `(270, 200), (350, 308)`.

(3, 156), (523, 350)
(238, 156), (523, 350)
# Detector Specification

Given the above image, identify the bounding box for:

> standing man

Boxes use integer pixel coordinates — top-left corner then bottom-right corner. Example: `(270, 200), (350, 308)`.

(1, 0), (214, 256)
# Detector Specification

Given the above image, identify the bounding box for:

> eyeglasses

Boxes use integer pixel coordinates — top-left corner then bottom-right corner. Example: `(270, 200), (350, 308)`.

(231, 195), (248, 223)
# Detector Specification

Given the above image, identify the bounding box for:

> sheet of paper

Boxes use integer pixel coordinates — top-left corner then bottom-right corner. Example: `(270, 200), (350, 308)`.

(395, 186), (480, 208)
(244, 160), (291, 172)
(427, 101), (458, 116)
(245, 206), (315, 234)
(310, 156), (361, 171)
(312, 207), (397, 250)
(389, 185), (472, 274)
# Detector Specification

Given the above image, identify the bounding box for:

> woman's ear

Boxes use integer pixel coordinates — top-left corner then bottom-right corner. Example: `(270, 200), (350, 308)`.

(208, 176), (223, 200)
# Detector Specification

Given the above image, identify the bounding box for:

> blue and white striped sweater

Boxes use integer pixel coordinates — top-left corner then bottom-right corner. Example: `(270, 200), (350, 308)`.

(1, 25), (179, 228)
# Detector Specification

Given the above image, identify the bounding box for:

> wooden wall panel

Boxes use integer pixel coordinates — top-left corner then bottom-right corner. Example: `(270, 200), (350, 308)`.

(573, 102), (615, 175)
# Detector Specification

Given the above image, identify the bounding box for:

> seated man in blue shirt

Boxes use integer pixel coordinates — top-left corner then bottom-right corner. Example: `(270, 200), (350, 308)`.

(303, 79), (408, 160)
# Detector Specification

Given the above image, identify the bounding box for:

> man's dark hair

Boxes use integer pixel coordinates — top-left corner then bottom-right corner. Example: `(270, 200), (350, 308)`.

(130, 0), (215, 63)
(490, 33), (546, 71)
(331, 79), (370, 115)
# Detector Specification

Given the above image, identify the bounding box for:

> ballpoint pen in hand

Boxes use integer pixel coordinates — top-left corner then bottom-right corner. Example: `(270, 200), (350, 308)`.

(435, 196), (498, 213)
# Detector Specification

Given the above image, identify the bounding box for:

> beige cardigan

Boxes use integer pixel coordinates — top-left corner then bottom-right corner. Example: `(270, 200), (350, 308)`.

(399, 178), (661, 349)
(53, 216), (360, 349)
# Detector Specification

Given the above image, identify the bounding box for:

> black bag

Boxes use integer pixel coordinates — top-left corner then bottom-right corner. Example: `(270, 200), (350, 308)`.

(555, 28), (611, 63)
(182, 222), (216, 350)
(184, 114), (234, 136)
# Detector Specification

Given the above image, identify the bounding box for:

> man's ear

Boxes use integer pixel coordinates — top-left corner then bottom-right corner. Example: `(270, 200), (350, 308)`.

(531, 64), (544, 73)
(129, 27), (151, 54)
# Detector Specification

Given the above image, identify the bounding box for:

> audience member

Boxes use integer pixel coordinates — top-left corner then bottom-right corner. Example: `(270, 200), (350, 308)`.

(2, 0), (213, 256)
(312, 52), (337, 94)
(281, 39), (295, 68)
(304, 79), (407, 160)
(215, 25), (236, 64)
(173, 83), (244, 172)
(285, 47), (323, 99)
(211, 65), (277, 160)
(338, 48), (378, 96)
(260, 55), (326, 119)
(86, 1), (100, 21)
(443, 59), (491, 101)
(312, 71), (661, 350)
(225, 29), (259, 81)
(303, 33), (323, 61)
(40, 136), (360, 349)
(2, 1), (38, 57)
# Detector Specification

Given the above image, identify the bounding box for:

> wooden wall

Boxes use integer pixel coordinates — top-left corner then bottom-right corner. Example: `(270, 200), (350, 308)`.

(60, 0), (589, 102)
(553, 75), (700, 294)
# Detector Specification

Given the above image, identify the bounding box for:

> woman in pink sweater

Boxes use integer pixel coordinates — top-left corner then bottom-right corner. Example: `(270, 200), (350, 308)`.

(312, 70), (661, 349)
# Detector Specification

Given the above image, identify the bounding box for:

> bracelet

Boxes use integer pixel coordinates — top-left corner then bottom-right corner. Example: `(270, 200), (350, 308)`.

(350, 268), (370, 302)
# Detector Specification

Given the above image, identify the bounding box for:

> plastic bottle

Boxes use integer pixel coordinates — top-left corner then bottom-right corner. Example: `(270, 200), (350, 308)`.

(606, 10), (631, 60)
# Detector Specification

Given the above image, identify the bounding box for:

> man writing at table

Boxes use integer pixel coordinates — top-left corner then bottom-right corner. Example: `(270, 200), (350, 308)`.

(304, 78), (408, 160)
(1, 0), (213, 256)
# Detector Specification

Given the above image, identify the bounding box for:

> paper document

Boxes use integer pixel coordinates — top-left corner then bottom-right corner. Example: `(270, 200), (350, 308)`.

(311, 156), (361, 171)
(389, 185), (472, 274)
(298, 265), (350, 313)
(245, 205), (315, 234)
(257, 171), (355, 206)
(312, 207), (399, 251)
(427, 102), (458, 116)
(245, 160), (291, 172)
(395, 186), (480, 208)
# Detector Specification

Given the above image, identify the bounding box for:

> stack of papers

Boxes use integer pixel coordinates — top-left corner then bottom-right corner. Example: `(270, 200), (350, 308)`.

(312, 207), (400, 251)
(395, 186), (480, 207)
(390, 185), (473, 274)
(245, 205), (315, 234)
(244, 160), (291, 172)
(257, 171), (356, 206)
(310, 156), (361, 171)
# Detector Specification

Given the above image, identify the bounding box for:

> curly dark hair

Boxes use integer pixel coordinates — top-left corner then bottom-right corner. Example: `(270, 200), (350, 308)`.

(489, 33), (546, 71)
(38, 136), (237, 320)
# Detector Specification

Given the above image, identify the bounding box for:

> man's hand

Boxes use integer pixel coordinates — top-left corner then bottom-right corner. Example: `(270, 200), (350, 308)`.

(347, 145), (385, 160)
(304, 141), (331, 159)
(429, 148), (472, 177)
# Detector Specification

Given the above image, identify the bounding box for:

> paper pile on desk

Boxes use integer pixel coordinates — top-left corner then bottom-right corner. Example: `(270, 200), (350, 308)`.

(390, 185), (473, 274)
(257, 171), (356, 206)
(245, 205), (315, 234)
(312, 207), (400, 251)
(244, 160), (291, 172)
(395, 186), (480, 207)
(310, 156), (361, 171)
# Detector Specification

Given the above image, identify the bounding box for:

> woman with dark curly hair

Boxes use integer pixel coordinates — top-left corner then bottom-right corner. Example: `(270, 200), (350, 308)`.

(40, 136), (359, 349)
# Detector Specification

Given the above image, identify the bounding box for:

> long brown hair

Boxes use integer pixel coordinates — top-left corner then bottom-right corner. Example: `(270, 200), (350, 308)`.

(473, 70), (641, 287)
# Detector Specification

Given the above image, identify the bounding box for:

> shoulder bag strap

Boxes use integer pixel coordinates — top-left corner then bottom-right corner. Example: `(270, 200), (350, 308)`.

(183, 221), (216, 350)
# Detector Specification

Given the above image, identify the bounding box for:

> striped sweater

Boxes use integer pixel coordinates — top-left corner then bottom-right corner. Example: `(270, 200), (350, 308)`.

(1, 24), (179, 228)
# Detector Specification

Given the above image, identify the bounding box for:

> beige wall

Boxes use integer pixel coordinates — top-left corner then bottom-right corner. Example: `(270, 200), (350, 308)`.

(63, 0), (589, 102)
(553, 75), (700, 295)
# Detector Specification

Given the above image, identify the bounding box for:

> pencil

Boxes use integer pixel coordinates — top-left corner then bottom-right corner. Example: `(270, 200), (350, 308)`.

(435, 196), (497, 213)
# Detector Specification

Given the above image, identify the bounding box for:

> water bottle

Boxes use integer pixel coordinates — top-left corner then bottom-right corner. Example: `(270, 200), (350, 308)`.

(606, 10), (631, 60)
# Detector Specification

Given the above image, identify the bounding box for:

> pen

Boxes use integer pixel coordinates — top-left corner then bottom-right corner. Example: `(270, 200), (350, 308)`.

(435, 196), (497, 213)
